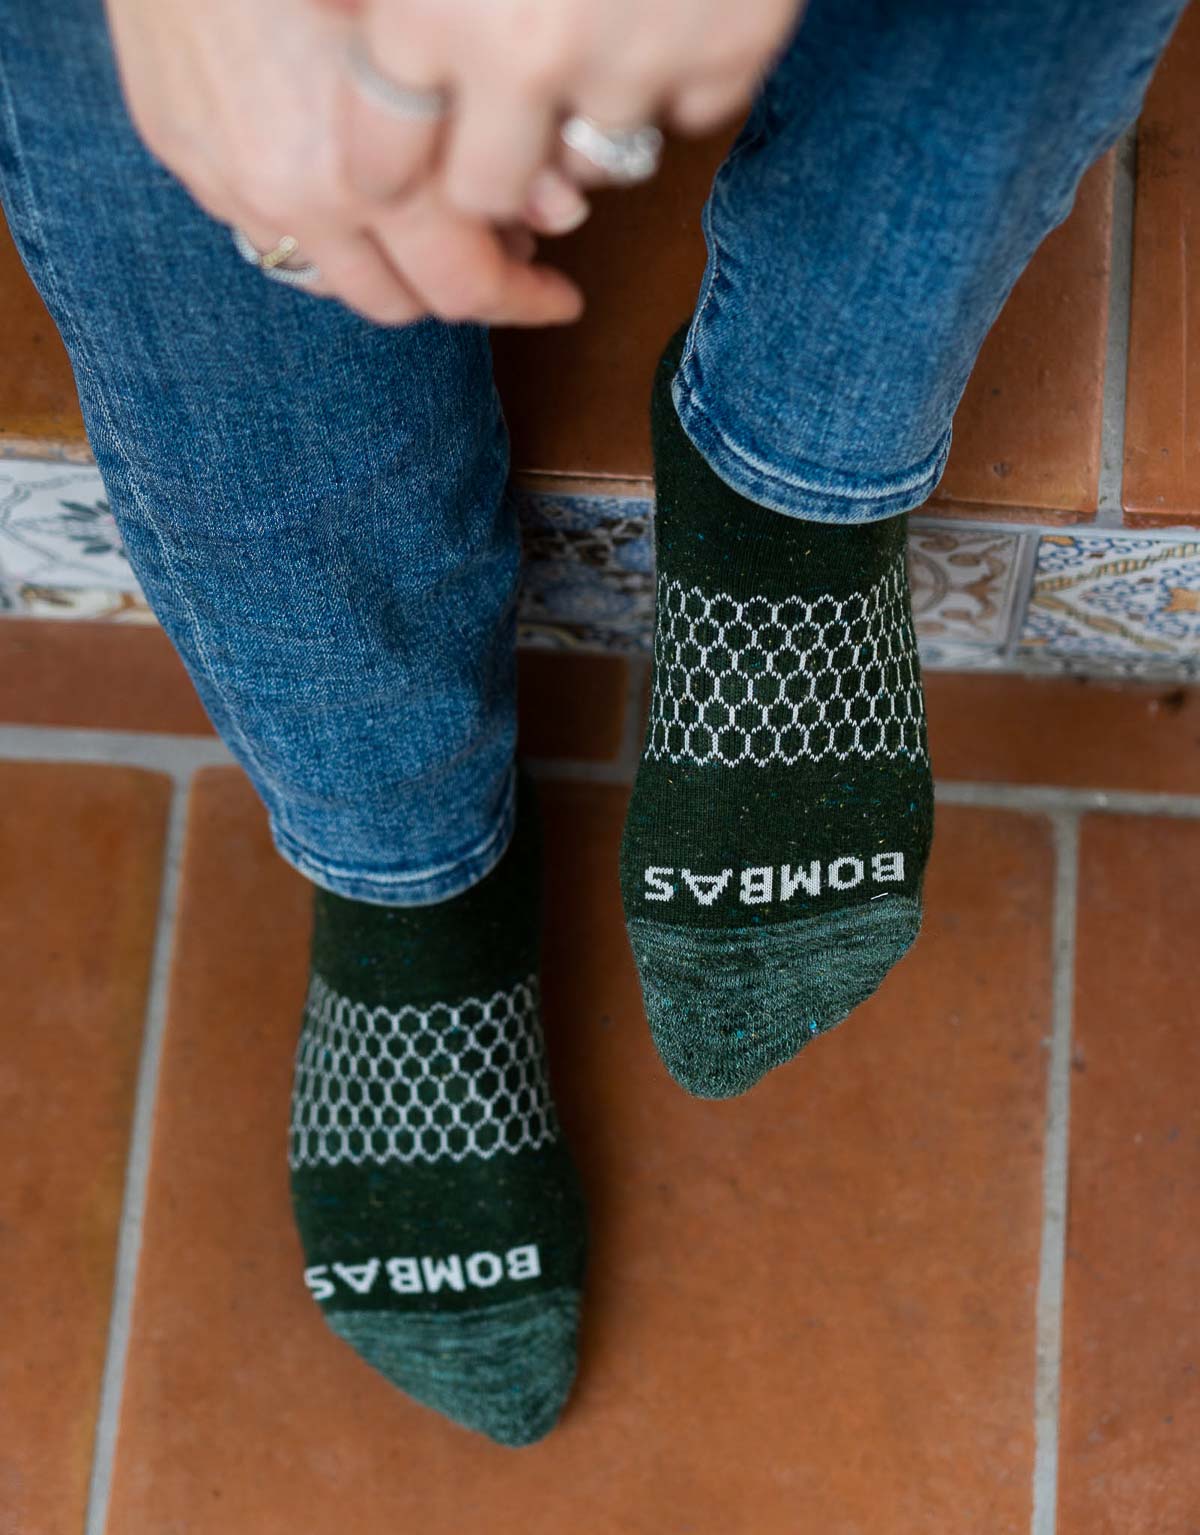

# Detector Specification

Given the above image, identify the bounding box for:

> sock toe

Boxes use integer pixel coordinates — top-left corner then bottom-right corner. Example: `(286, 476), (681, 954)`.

(327, 1289), (582, 1447)
(628, 896), (923, 1098)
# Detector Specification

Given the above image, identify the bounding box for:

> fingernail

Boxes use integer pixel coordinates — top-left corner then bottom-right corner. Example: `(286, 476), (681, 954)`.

(526, 170), (590, 235)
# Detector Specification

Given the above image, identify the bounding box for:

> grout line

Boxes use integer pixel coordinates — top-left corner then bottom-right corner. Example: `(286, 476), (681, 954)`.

(1095, 124), (1139, 528)
(0, 722), (1176, 1529)
(1030, 812), (1080, 1535)
(83, 773), (193, 1535)
(1003, 531), (1043, 664)
(0, 725), (234, 774)
(933, 778), (1200, 819)
(910, 514), (1198, 542)
(5, 724), (1200, 818)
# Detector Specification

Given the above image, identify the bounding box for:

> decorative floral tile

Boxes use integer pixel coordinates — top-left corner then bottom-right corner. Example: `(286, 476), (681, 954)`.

(0, 462), (125, 589)
(515, 498), (1028, 662)
(514, 489), (654, 652)
(914, 639), (1011, 671)
(0, 583), (155, 622)
(1019, 534), (1200, 674)
(907, 525), (1023, 654)
(3, 457), (1199, 682)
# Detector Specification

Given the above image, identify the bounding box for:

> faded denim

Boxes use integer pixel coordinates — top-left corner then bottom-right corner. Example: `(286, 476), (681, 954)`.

(676, 0), (1188, 521)
(0, 0), (1184, 900)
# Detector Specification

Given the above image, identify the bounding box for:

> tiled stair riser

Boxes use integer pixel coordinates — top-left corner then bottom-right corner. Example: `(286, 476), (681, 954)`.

(2, 460), (1199, 678)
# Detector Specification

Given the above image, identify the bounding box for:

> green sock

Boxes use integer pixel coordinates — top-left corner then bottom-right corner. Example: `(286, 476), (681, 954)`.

(289, 790), (587, 1446)
(620, 331), (935, 1099)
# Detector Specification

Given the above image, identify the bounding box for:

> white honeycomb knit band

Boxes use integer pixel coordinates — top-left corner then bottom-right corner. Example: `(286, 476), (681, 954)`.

(646, 552), (926, 768)
(289, 973), (559, 1169)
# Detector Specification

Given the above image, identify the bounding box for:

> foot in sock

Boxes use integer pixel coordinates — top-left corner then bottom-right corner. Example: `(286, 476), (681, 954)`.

(620, 331), (935, 1099)
(289, 791), (587, 1446)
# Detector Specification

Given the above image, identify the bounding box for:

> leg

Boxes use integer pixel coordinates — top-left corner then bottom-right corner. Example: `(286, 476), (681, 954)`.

(0, 14), (512, 902)
(677, 0), (1188, 521)
(0, 0), (584, 1443)
(622, 0), (1187, 1096)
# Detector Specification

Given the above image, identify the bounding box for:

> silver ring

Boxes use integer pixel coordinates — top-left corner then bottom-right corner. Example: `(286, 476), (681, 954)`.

(560, 115), (664, 185)
(345, 34), (450, 121)
(232, 228), (321, 288)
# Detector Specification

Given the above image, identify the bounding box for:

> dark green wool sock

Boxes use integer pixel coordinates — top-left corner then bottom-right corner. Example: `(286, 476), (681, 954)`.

(620, 332), (935, 1099)
(290, 795), (587, 1446)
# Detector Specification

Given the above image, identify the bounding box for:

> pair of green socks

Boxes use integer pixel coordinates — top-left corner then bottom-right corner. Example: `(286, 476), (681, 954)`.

(289, 331), (934, 1445)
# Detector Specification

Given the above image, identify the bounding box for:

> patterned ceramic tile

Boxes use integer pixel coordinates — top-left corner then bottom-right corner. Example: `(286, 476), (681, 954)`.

(0, 461), (123, 588)
(18, 585), (156, 621)
(517, 498), (1026, 663)
(915, 639), (1011, 672)
(0, 582), (155, 621)
(514, 489), (655, 652)
(3, 457), (1200, 681)
(908, 525), (1024, 654)
(1019, 534), (1200, 675)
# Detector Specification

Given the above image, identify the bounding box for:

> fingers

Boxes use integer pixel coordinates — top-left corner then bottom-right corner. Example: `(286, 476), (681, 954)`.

(523, 168), (591, 234)
(232, 208), (426, 326)
(337, 27), (444, 201)
(668, 69), (762, 134)
(219, 168), (576, 330)
(442, 79), (558, 220)
(313, 230), (427, 325)
(556, 141), (623, 191)
(371, 191), (583, 326)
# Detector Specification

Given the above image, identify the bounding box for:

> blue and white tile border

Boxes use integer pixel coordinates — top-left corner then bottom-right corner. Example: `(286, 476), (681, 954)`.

(2, 457), (1199, 679)
(1017, 533), (1200, 678)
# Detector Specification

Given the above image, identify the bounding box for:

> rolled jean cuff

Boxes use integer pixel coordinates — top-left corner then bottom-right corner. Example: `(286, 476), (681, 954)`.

(267, 767), (516, 907)
(671, 364), (953, 525)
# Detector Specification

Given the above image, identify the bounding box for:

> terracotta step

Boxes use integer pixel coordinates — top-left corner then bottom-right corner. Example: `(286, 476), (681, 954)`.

(0, 615), (637, 763)
(0, 215), (90, 461)
(496, 146), (1115, 523)
(1123, 0), (1200, 526)
(8, 615), (1200, 791)
(3, 123), (1115, 522)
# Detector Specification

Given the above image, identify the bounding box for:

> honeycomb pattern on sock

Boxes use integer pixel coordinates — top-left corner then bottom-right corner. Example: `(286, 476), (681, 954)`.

(290, 972), (558, 1168)
(289, 790), (587, 1445)
(646, 554), (926, 768)
(618, 329), (934, 1099)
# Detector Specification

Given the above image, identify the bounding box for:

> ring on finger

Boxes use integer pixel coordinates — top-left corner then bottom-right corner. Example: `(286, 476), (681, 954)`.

(344, 34), (450, 121)
(232, 228), (322, 287)
(560, 115), (664, 185)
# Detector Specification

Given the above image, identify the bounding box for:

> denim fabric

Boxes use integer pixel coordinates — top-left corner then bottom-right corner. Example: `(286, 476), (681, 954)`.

(0, 0), (1184, 897)
(676, 0), (1189, 522)
(0, 0), (514, 903)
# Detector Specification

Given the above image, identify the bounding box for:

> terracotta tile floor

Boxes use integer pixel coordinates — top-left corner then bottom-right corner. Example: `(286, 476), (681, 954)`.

(1123, 0), (1200, 526)
(3, 643), (1199, 1534)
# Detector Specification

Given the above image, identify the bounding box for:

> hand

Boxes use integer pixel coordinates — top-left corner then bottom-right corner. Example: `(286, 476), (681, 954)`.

(103, 0), (584, 326)
(336, 0), (806, 219)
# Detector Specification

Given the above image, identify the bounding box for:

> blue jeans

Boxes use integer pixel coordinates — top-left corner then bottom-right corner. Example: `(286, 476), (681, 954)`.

(0, 0), (1184, 902)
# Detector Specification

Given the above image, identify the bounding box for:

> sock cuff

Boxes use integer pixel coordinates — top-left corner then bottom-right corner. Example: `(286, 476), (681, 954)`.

(650, 330), (907, 601)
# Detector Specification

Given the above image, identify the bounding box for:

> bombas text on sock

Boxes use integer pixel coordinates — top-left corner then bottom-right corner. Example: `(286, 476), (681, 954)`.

(304, 1243), (543, 1301)
(642, 851), (907, 907)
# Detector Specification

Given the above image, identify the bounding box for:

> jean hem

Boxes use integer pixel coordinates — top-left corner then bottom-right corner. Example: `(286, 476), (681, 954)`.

(671, 367), (953, 525)
(268, 769), (517, 907)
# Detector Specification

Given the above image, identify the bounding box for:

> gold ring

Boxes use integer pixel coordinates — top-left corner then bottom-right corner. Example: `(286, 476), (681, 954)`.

(231, 228), (321, 288)
(259, 235), (301, 271)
